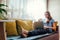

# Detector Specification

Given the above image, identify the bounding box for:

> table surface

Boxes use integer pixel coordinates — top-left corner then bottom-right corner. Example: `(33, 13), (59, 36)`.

(0, 20), (15, 22)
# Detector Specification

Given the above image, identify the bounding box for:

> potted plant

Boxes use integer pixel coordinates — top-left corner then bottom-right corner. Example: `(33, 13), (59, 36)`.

(0, 4), (8, 20)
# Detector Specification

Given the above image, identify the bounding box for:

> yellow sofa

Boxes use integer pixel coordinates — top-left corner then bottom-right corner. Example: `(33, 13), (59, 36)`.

(4, 19), (58, 40)
(6, 19), (58, 36)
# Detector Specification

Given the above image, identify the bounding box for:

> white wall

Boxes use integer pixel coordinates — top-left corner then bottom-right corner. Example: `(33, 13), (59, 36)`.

(0, 0), (2, 3)
(48, 0), (60, 26)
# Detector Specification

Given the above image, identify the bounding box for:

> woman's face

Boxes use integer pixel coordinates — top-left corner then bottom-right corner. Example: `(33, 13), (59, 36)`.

(45, 13), (49, 18)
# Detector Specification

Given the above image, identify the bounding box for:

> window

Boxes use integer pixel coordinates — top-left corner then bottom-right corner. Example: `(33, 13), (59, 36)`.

(2, 0), (46, 21)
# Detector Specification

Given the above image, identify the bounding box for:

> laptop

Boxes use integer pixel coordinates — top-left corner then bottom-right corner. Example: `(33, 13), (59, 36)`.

(34, 21), (44, 29)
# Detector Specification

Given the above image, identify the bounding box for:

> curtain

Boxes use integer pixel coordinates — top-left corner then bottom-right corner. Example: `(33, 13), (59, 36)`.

(2, 0), (46, 21)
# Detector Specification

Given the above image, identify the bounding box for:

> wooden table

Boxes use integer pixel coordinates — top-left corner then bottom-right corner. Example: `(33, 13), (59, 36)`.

(0, 20), (15, 40)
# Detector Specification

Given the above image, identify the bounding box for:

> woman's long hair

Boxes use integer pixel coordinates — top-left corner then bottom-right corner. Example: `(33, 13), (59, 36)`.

(45, 11), (52, 20)
(45, 11), (52, 23)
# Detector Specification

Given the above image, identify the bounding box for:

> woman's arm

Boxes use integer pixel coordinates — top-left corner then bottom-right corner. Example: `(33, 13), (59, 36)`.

(52, 22), (58, 31)
(44, 26), (52, 29)
(44, 22), (57, 31)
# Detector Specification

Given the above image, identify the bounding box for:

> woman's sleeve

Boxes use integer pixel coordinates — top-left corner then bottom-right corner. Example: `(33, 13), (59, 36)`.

(50, 19), (55, 27)
(43, 19), (55, 27)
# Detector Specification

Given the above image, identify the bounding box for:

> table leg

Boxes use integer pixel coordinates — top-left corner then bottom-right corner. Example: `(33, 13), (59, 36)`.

(0, 22), (6, 40)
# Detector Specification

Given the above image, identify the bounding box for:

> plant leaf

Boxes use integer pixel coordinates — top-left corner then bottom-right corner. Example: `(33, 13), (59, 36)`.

(0, 4), (8, 7)
(0, 9), (3, 14)
(0, 8), (7, 14)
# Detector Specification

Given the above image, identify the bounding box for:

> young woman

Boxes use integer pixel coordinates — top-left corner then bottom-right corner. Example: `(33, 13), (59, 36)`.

(21, 11), (55, 38)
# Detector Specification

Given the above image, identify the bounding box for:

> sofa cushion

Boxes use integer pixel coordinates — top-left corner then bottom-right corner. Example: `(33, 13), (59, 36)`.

(7, 33), (51, 40)
(6, 20), (18, 36)
(16, 19), (34, 34)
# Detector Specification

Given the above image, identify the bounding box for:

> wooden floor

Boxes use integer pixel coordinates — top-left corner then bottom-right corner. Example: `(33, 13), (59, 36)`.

(38, 33), (59, 40)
